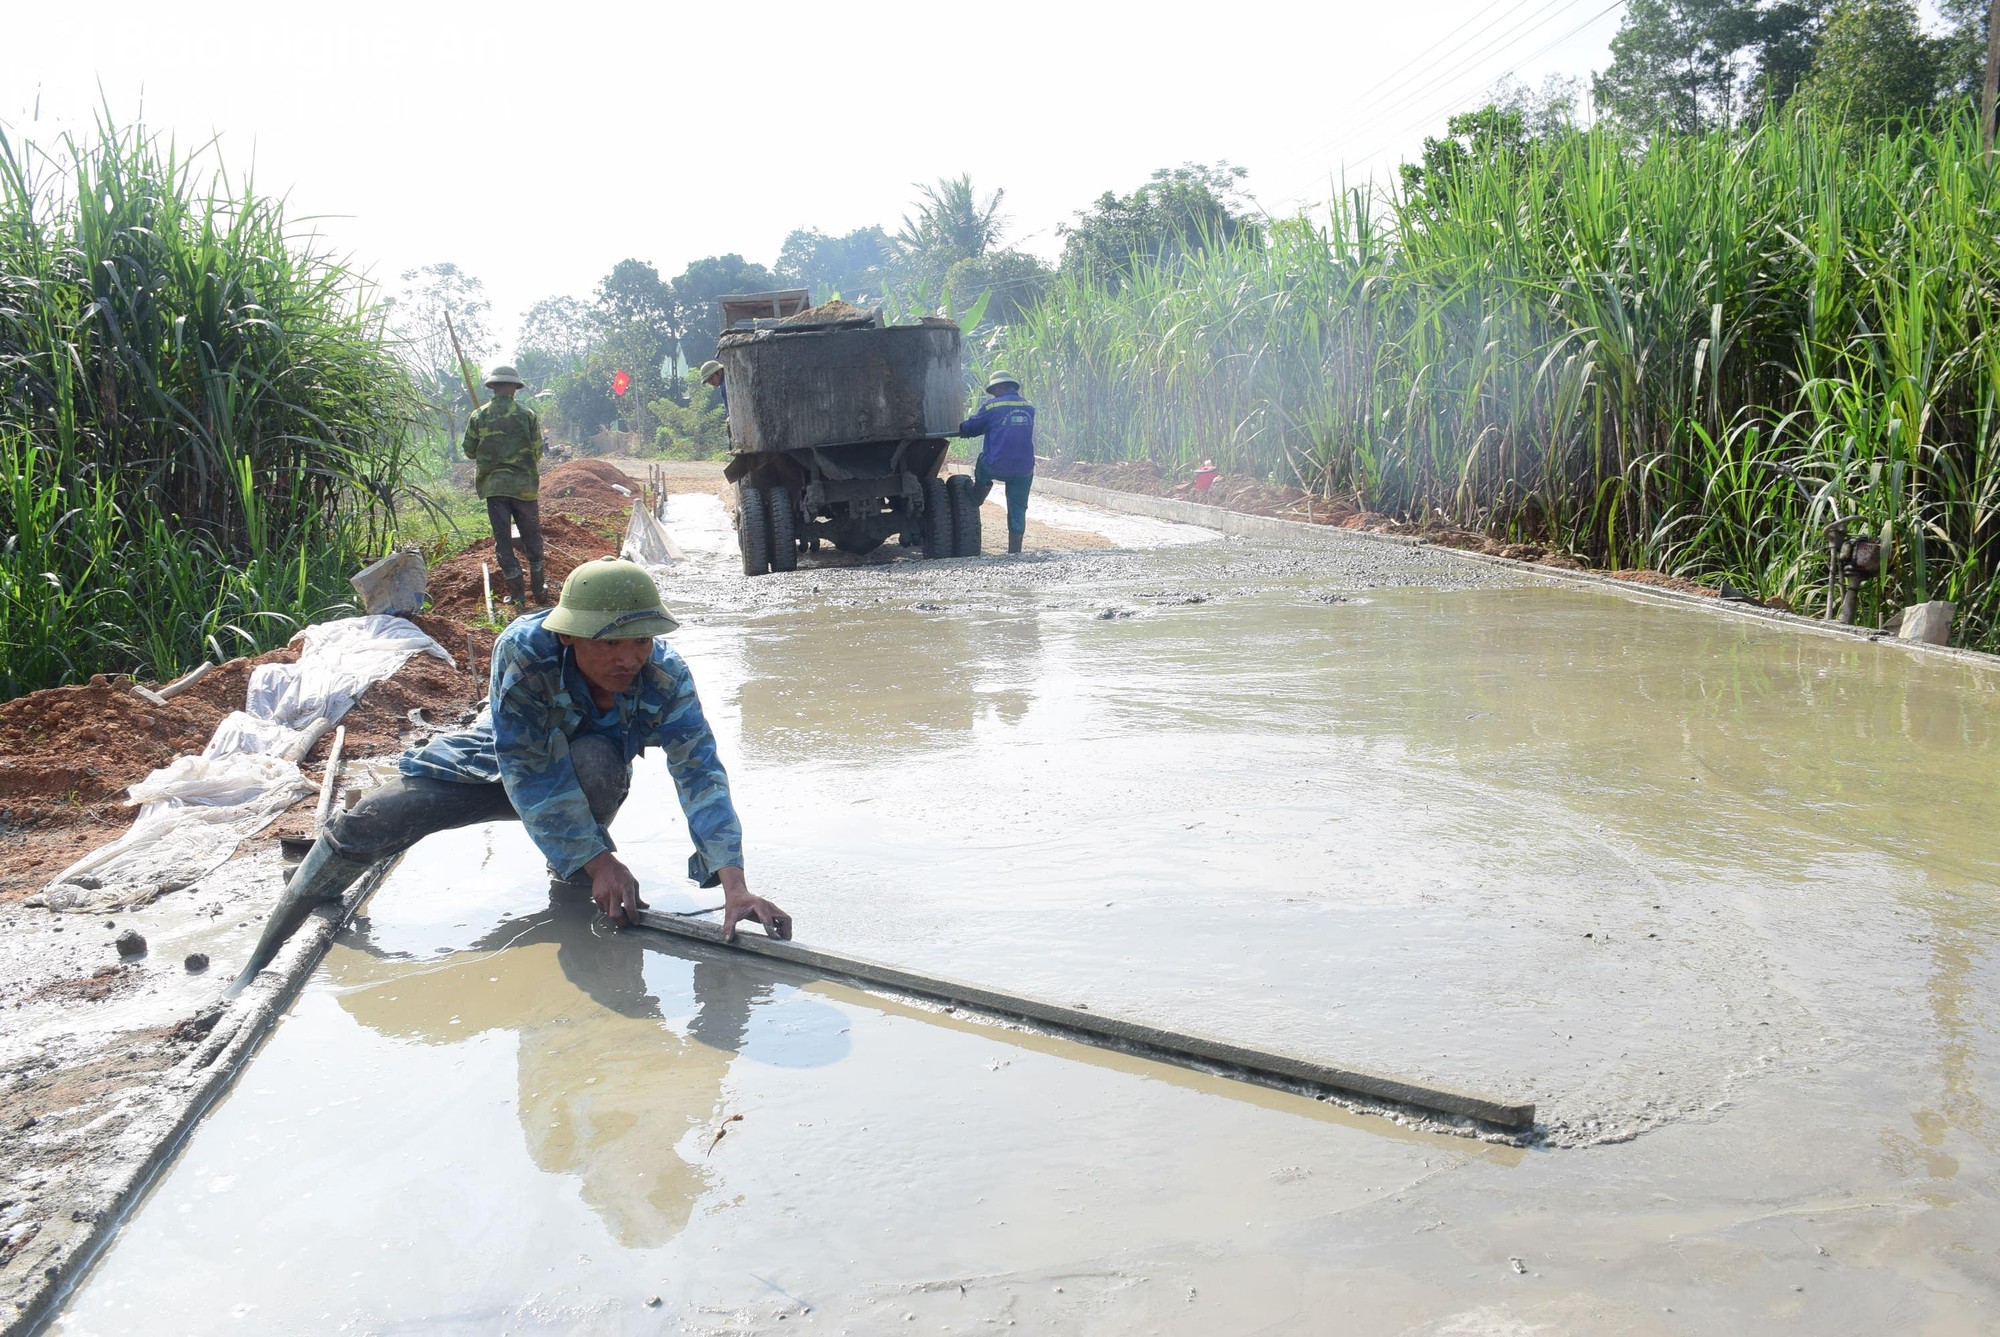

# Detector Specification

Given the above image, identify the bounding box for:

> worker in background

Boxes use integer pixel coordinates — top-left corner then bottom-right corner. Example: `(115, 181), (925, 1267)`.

(465, 363), (547, 607)
(233, 558), (792, 986)
(699, 359), (727, 413)
(957, 371), (1037, 554)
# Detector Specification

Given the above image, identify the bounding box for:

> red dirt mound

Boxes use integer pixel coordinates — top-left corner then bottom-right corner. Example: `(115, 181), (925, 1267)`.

(538, 458), (645, 525)
(0, 649), (302, 903)
(0, 614), (501, 904)
(425, 512), (622, 622)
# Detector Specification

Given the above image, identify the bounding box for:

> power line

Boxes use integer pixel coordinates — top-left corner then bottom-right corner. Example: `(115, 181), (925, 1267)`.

(1336, 0), (1628, 180)
(1264, 0), (1628, 208)
(1258, 0), (1584, 190)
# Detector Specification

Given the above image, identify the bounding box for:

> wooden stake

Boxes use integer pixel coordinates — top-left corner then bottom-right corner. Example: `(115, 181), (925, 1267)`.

(445, 308), (483, 411)
(312, 725), (346, 833)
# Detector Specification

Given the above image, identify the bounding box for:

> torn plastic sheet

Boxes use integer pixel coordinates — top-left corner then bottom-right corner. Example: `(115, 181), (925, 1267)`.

(621, 501), (685, 568)
(40, 616), (452, 911)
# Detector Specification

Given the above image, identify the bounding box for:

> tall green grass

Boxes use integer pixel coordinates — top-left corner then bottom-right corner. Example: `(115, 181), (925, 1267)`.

(1008, 111), (2000, 647)
(0, 118), (422, 698)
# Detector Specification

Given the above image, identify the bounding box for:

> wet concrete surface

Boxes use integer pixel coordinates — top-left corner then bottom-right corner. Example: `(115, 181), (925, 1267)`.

(49, 496), (2000, 1333)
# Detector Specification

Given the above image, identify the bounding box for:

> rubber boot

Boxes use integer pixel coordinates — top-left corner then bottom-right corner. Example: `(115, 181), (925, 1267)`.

(230, 838), (372, 991)
(504, 570), (527, 607)
(1008, 529), (1024, 555)
(530, 562), (549, 606)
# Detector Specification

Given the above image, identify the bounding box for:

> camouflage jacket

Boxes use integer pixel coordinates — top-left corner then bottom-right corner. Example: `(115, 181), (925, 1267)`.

(399, 611), (744, 885)
(462, 392), (545, 500)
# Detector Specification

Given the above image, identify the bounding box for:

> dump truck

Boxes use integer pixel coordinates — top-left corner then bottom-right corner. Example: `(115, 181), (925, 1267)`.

(714, 291), (980, 575)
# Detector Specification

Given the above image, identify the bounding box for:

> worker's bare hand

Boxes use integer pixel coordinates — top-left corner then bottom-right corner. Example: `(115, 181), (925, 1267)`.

(718, 866), (791, 941)
(583, 851), (648, 927)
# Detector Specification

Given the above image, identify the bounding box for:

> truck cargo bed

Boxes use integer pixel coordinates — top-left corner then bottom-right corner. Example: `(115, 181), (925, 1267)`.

(718, 321), (963, 455)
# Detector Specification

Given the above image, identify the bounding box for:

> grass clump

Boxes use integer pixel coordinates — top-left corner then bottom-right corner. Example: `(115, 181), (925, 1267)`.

(0, 117), (423, 698)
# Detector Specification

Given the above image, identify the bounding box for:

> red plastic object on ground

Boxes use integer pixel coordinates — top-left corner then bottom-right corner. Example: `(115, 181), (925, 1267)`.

(1193, 460), (1219, 492)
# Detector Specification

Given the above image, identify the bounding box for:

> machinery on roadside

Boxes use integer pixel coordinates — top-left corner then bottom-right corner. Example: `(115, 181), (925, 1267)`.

(713, 291), (980, 575)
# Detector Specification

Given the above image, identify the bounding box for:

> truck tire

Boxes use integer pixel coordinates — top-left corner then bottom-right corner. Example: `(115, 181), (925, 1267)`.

(766, 485), (797, 572)
(922, 476), (954, 559)
(737, 481), (770, 577)
(947, 474), (980, 557)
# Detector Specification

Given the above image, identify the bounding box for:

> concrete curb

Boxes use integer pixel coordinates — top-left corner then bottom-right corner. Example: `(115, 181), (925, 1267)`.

(1019, 472), (2000, 672)
(6, 864), (394, 1337)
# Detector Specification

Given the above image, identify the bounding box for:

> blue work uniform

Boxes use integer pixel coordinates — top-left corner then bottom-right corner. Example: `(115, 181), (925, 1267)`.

(957, 392), (1036, 534)
(400, 610), (744, 885)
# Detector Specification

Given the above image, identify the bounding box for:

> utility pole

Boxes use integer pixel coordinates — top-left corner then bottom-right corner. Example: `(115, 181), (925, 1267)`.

(1984, 0), (2000, 158)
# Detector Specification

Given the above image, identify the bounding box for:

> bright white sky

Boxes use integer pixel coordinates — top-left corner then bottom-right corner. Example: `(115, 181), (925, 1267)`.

(8, 0), (1624, 350)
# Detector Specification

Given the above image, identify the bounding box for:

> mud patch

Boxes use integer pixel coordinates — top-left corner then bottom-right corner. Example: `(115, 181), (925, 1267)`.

(24, 966), (136, 1007)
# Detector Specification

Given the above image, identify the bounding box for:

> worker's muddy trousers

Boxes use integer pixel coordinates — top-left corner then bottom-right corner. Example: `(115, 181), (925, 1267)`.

(314, 735), (631, 886)
(485, 495), (547, 580)
(972, 460), (1032, 540)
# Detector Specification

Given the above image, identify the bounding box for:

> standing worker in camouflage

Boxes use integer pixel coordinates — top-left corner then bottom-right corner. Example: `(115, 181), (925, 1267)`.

(466, 363), (548, 607)
(232, 557), (792, 987)
(956, 371), (1037, 554)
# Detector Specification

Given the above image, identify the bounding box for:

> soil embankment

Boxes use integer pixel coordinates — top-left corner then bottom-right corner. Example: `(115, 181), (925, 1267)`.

(0, 457), (659, 899)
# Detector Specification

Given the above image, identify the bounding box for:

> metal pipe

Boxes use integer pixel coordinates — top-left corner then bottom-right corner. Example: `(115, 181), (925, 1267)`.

(630, 908), (1535, 1130)
(155, 661), (214, 701)
(281, 718), (334, 763)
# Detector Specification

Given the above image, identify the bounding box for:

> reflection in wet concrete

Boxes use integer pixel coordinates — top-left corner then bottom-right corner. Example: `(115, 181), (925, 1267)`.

(323, 888), (847, 1249)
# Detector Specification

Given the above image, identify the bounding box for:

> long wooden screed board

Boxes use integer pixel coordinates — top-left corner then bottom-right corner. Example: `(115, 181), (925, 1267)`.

(631, 909), (1535, 1129)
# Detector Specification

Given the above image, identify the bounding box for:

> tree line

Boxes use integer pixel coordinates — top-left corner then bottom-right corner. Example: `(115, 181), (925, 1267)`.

(388, 166), (1267, 457)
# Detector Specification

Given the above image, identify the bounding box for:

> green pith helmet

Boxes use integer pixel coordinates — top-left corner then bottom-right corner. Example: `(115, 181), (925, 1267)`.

(544, 558), (679, 639)
(484, 363), (524, 388)
(698, 360), (724, 381)
(985, 370), (1020, 393)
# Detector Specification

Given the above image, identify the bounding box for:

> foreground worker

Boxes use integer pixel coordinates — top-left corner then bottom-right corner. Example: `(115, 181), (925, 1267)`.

(233, 558), (790, 986)
(956, 371), (1037, 554)
(466, 363), (548, 607)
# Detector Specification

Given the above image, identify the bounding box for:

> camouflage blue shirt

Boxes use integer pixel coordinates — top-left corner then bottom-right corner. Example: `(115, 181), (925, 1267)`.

(399, 610), (743, 885)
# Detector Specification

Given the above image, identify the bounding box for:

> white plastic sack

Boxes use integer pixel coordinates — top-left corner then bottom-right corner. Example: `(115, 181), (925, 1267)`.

(203, 711), (300, 760)
(622, 502), (685, 569)
(43, 615), (452, 910)
(46, 756), (313, 911)
(129, 752), (303, 807)
(242, 615), (453, 731)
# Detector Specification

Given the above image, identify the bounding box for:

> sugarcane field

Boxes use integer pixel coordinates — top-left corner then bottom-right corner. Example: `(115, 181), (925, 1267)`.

(5, 5), (2000, 1334)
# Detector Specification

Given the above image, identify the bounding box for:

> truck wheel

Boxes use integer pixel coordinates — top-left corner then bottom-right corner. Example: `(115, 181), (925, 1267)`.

(922, 476), (954, 559)
(737, 481), (770, 577)
(947, 474), (980, 557)
(766, 485), (797, 572)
